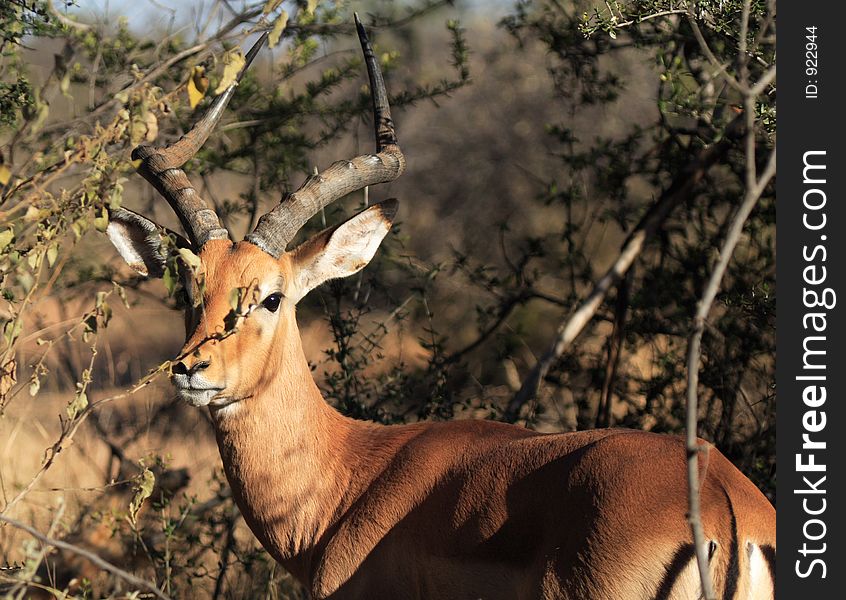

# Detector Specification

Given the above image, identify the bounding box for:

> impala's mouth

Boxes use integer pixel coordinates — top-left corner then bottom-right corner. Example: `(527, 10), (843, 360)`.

(174, 385), (224, 407)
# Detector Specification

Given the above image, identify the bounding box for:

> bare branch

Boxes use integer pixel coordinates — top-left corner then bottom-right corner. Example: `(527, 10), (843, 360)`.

(684, 144), (774, 600)
(687, 7), (744, 94)
(614, 9), (688, 29)
(507, 115), (745, 421)
(749, 65), (776, 97)
(595, 272), (631, 428)
(46, 0), (92, 31)
(40, 6), (264, 137)
(0, 513), (172, 600)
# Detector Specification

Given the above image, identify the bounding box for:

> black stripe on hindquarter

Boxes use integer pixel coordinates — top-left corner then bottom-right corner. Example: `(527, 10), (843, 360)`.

(760, 544), (776, 600)
(654, 543), (695, 600)
(722, 492), (739, 600)
(653, 490), (746, 600)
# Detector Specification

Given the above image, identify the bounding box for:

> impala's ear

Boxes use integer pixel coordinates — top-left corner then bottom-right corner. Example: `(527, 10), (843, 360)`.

(288, 199), (398, 303)
(106, 208), (189, 278)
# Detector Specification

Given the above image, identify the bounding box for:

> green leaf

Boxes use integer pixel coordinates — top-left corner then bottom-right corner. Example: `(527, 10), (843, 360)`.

(177, 247), (202, 270)
(27, 250), (41, 270)
(3, 319), (22, 346)
(96, 292), (112, 326)
(109, 178), (126, 209)
(193, 279), (206, 308)
(0, 229), (13, 251)
(228, 286), (242, 312)
(46, 244), (58, 267)
(59, 72), (71, 97)
(67, 391), (88, 419)
(71, 218), (87, 239)
(114, 282), (130, 308)
(16, 271), (33, 294)
(163, 265), (177, 297)
(269, 10), (289, 48)
(93, 208), (109, 232)
(30, 101), (49, 134)
(128, 467), (156, 526)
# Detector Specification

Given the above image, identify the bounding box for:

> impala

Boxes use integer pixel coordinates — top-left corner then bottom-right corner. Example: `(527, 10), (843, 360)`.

(105, 17), (775, 600)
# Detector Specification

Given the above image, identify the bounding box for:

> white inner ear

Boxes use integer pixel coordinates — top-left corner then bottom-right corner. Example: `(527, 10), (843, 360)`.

(294, 208), (392, 301)
(106, 217), (164, 278)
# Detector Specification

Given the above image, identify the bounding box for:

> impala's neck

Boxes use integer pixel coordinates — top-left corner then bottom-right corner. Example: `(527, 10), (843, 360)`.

(207, 313), (377, 579)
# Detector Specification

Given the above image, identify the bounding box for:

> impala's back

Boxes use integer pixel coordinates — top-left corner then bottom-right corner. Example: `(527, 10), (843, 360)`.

(300, 424), (775, 600)
(105, 16), (775, 600)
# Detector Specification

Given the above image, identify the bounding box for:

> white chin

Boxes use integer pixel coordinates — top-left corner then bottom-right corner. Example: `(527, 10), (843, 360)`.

(177, 388), (219, 407)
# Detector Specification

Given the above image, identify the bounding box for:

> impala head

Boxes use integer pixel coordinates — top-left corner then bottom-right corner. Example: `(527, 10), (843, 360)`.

(106, 17), (405, 409)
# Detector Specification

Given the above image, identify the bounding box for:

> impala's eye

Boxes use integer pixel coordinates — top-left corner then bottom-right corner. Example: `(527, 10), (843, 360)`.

(262, 293), (282, 313)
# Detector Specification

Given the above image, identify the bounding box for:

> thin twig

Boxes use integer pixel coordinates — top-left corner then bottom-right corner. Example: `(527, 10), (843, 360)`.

(46, 0), (91, 31)
(1, 358), (171, 515)
(749, 65), (776, 97)
(613, 9), (688, 29)
(507, 114), (745, 421)
(0, 514), (172, 600)
(685, 3), (774, 594)
(595, 271), (631, 428)
(211, 506), (241, 600)
(40, 7), (263, 137)
(687, 7), (744, 94)
(684, 146), (774, 600)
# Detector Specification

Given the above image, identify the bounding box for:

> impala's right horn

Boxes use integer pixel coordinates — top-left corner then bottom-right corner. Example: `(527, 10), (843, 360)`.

(245, 14), (405, 258)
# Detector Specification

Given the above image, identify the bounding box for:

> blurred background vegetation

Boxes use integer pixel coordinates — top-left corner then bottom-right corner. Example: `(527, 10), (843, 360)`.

(0, 0), (774, 597)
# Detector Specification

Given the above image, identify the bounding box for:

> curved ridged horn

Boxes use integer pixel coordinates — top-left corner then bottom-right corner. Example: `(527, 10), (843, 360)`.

(245, 14), (405, 258)
(132, 32), (268, 248)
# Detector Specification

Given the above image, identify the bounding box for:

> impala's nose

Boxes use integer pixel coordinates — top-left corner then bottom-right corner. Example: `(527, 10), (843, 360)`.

(172, 359), (211, 376)
(171, 358), (221, 407)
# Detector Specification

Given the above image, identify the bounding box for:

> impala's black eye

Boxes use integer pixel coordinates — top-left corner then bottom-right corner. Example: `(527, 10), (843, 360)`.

(262, 293), (282, 312)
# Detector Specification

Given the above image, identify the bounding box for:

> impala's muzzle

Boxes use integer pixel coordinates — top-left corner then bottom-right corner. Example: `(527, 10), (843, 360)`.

(172, 358), (224, 407)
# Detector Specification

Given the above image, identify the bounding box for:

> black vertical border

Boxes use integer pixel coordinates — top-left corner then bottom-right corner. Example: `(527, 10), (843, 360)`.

(777, 2), (845, 597)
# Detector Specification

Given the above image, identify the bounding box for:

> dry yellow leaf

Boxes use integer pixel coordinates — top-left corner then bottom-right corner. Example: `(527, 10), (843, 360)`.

(144, 112), (158, 142)
(24, 205), (48, 222)
(214, 49), (246, 95)
(187, 65), (209, 109)
(0, 164), (10, 186)
(269, 10), (289, 48)
(0, 358), (16, 401)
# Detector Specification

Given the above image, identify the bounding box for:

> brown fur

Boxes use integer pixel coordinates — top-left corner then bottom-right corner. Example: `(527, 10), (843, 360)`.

(173, 240), (775, 600)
